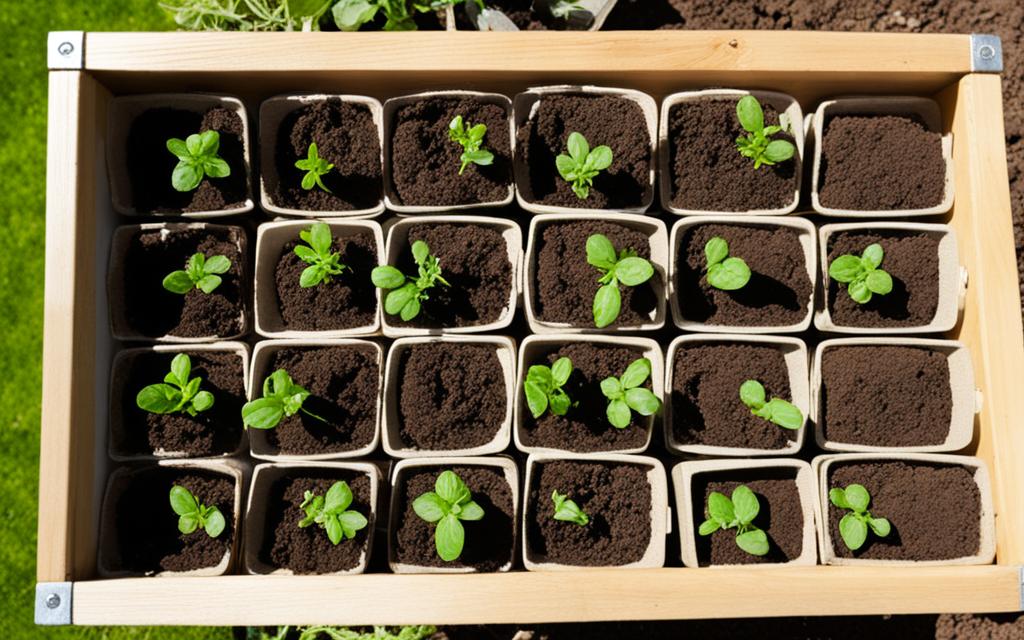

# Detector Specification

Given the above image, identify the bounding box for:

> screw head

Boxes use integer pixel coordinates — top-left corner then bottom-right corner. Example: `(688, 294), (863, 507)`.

(57, 41), (74, 57)
(978, 44), (996, 60)
(45, 594), (61, 609)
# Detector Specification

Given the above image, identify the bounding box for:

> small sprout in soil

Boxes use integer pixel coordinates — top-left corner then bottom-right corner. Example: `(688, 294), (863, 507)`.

(550, 0), (583, 18)
(734, 95), (795, 169)
(136, 353), (215, 417)
(241, 368), (326, 430)
(524, 356), (573, 419)
(295, 142), (334, 193)
(166, 130), (231, 192)
(829, 483), (891, 552)
(556, 131), (613, 200)
(586, 234), (655, 328)
(412, 470), (485, 562)
(704, 237), (750, 291)
(162, 252), (232, 295)
(828, 243), (894, 304)
(449, 115), (494, 175)
(600, 357), (660, 429)
(294, 222), (346, 288)
(371, 240), (450, 321)
(739, 379), (803, 431)
(699, 484), (769, 557)
(169, 484), (225, 538)
(333, 0), (480, 31)
(551, 490), (589, 526)
(298, 480), (368, 546)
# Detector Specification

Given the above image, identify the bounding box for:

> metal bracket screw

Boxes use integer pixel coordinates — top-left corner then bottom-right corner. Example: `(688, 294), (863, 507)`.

(56, 41), (74, 57)
(970, 34), (1003, 73)
(45, 593), (62, 609)
(47, 31), (84, 70)
(35, 582), (72, 625)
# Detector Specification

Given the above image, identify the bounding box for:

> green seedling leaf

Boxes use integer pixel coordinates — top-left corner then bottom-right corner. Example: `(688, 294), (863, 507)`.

(298, 481), (368, 545)
(704, 236), (751, 291)
(167, 130), (231, 192)
(551, 490), (589, 526)
(295, 142), (334, 193)
(331, 0), (478, 31)
(556, 131), (613, 200)
(241, 368), (325, 430)
(449, 115), (495, 175)
(698, 485), (769, 557)
(828, 243), (894, 304)
(371, 240), (449, 322)
(829, 483), (891, 551)
(162, 251), (231, 295)
(599, 357), (660, 428)
(294, 222), (346, 287)
(136, 353), (215, 417)
(412, 470), (484, 562)
(739, 379), (803, 430)
(585, 233), (655, 328)
(734, 95), (795, 169)
(524, 357), (573, 419)
(169, 484), (224, 538)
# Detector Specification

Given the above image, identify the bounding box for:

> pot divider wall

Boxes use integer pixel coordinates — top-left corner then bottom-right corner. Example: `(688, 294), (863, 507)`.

(450, 0), (619, 31)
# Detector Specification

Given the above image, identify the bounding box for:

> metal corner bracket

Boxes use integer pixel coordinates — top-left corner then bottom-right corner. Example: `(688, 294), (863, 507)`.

(970, 34), (1002, 73)
(35, 582), (72, 625)
(48, 31), (84, 70)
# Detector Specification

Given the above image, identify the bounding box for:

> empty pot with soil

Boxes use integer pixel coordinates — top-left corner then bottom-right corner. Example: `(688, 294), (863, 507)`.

(451, 0), (618, 31)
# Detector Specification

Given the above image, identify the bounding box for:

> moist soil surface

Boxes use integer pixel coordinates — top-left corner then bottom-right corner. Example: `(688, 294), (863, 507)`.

(389, 96), (512, 207)
(527, 460), (652, 566)
(668, 97), (798, 212)
(522, 342), (652, 452)
(821, 345), (953, 447)
(125, 106), (248, 214)
(534, 220), (660, 328)
(112, 349), (246, 457)
(676, 223), (812, 328)
(392, 465), (514, 572)
(692, 468), (805, 566)
(826, 230), (940, 328)
(121, 225), (246, 339)
(517, 94), (652, 209)
(398, 342), (507, 451)
(819, 114), (946, 211)
(271, 99), (382, 212)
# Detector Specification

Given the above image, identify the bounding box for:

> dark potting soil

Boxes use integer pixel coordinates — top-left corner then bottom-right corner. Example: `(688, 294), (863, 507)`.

(821, 345), (953, 448)
(827, 460), (981, 561)
(517, 94), (652, 209)
(398, 342), (507, 451)
(522, 342), (652, 452)
(668, 97), (798, 212)
(392, 465), (514, 571)
(692, 468), (805, 566)
(526, 460), (652, 566)
(671, 343), (797, 451)
(262, 470), (374, 574)
(111, 349), (245, 457)
(272, 99), (382, 212)
(454, 0), (571, 30)
(105, 466), (234, 574)
(121, 225), (246, 339)
(826, 230), (940, 328)
(125, 106), (248, 214)
(533, 219), (660, 328)
(274, 230), (378, 331)
(389, 96), (512, 206)
(676, 223), (812, 327)
(819, 115), (946, 211)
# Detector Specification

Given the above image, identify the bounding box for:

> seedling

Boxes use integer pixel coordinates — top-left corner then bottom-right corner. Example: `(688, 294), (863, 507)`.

(412, 470), (485, 562)
(166, 130), (231, 192)
(299, 481), (368, 545)
(332, 0), (481, 31)
(169, 485), (225, 538)
(449, 115), (494, 175)
(703, 237), (750, 291)
(829, 484), (891, 551)
(291, 625), (438, 640)
(698, 485), (769, 556)
(294, 222), (346, 288)
(551, 490), (588, 526)
(241, 369), (326, 430)
(586, 234), (655, 328)
(550, 0), (583, 18)
(600, 357), (660, 428)
(136, 353), (215, 416)
(524, 357), (573, 418)
(371, 240), (450, 321)
(828, 243), (894, 304)
(295, 142), (334, 193)
(739, 380), (803, 431)
(556, 132), (613, 200)
(734, 95), (795, 169)
(162, 252), (232, 295)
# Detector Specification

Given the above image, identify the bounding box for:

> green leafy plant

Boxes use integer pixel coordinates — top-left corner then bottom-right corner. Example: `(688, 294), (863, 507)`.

(332, 0), (480, 31)
(600, 357), (660, 428)
(298, 481), (368, 545)
(449, 115), (494, 175)
(703, 237), (750, 291)
(295, 142), (334, 193)
(136, 353), (215, 417)
(162, 252), (232, 295)
(828, 243), (894, 304)
(739, 380), (803, 431)
(734, 95), (795, 169)
(161, 0), (336, 32)
(698, 485), (768, 556)
(242, 369), (325, 430)
(412, 470), (484, 562)
(294, 222), (346, 288)
(370, 240), (450, 321)
(289, 625), (439, 640)
(551, 490), (588, 526)
(586, 234), (655, 328)
(549, 0), (583, 18)
(829, 484), (891, 551)
(555, 131), (613, 200)
(166, 130), (231, 192)
(524, 357), (573, 419)
(169, 485), (225, 538)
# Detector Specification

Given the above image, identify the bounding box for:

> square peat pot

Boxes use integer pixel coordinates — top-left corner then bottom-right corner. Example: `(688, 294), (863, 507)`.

(448, 0), (619, 31)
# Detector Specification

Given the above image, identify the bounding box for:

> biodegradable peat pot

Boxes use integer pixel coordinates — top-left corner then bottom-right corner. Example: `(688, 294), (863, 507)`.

(259, 94), (384, 218)
(108, 223), (250, 343)
(383, 335), (516, 458)
(514, 85), (657, 214)
(388, 456), (519, 574)
(379, 216), (520, 336)
(659, 89), (803, 216)
(107, 93), (253, 217)
(813, 453), (995, 566)
(522, 453), (668, 570)
(383, 91), (514, 212)
(816, 222), (964, 334)
(451, 0), (619, 31)
(254, 219), (383, 338)
(514, 334), (662, 455)
(664, 334), (809, 457)
(244, 461), (381, 575)
(97, 459), (245, 578)
(109, 342), (250, 461)
(524, 213), (668, 333)
(247, 339), (382, 461)
(669, 216), (816, 334)
(812, 338), (978, 453)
